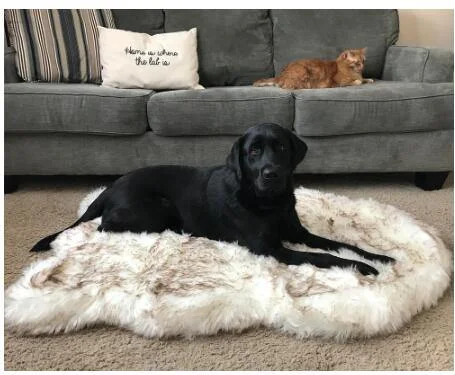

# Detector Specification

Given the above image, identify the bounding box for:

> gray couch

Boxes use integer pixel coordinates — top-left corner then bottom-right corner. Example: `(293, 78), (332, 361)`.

(4, 10), (454, 191)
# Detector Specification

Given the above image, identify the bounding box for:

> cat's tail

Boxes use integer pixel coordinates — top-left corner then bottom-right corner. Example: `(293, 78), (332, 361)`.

(253, 78), (278, 87)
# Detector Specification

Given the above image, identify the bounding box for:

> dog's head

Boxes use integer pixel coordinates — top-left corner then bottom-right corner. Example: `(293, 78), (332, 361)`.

(226, 123), (307, 198)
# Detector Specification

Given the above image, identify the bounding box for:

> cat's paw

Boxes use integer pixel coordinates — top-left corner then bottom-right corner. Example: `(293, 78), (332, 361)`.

(353, 79), (362, 85)
(363, 78), (374, 84)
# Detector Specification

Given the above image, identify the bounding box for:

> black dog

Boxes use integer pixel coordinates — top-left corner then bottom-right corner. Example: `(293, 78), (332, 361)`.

(32, 123), (393, 275)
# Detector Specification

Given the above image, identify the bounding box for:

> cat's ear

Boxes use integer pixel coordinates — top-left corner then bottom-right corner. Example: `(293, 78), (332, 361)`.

(360, 47), (367, 54)
(341, 51), (348, 59)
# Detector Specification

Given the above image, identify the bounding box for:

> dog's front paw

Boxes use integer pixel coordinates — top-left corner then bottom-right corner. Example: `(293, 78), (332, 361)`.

(353, 261), (378, 276)
(358, 248), (395, 264)
(346, 244), (395, 264)
(371, 253), (395, 264)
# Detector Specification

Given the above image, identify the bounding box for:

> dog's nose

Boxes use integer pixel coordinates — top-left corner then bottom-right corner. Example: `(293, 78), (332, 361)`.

(262, 168), (279, 180)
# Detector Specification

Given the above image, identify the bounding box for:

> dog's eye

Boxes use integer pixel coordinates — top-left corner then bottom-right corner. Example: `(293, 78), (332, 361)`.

(250, 146), (261, 156)
(276, 143), (286, 152)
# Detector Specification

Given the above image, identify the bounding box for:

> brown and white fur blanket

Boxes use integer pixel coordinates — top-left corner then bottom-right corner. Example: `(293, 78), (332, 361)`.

(5, 187), (452, 341)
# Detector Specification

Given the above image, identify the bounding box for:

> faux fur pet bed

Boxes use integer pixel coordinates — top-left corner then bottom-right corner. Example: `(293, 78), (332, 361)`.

(5, 187), (452, 341)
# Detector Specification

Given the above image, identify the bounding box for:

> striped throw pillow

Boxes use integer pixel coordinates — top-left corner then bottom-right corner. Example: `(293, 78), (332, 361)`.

(5, 9), (116, 83)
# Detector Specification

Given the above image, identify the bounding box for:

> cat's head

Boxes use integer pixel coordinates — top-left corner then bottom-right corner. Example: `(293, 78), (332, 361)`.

(337, 48), (366, 73)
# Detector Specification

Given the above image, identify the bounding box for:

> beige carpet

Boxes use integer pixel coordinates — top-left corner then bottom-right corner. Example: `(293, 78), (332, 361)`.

(4, 173), (454, 371)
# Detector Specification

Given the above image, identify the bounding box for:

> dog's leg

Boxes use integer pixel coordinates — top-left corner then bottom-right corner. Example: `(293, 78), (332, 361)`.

(282, 209), (394, 264)
(296, 231), (394, 264)
(274, 247), (378, 276)
(244, 235), (378, 276)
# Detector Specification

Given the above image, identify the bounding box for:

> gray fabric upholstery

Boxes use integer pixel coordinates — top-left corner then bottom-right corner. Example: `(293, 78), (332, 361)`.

(5, 133), (239, 175)
(271, 10), (399, 79)
(300, 130), (453, 173)
(3, 10), (453, 178)
(5, 83), (152, 135)
(164, 10), (274, 87)
(5, 130), (453, 175)
(382, 46), (454, 83)
(112, 9), (164, 35)
(294, 81), (454, 136)
(4, 46), (21, 83)
(148, 87), (293, 136)
(111, 9), (164, 35)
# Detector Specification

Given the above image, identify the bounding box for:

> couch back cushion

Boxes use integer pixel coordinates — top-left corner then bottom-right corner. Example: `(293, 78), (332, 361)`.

(271, 10), (399, 79)
(111, 10), (164, 35)
(164, 10), (274, 87)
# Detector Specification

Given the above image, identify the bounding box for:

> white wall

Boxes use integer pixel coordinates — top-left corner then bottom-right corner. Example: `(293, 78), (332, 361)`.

(397, 9), (454, 50)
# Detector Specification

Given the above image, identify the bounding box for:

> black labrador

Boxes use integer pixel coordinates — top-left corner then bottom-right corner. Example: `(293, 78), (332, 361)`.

(32, 123), (393, 275)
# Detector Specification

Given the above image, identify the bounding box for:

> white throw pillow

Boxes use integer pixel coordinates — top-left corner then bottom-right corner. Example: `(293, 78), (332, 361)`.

(98, 26), (202, 90)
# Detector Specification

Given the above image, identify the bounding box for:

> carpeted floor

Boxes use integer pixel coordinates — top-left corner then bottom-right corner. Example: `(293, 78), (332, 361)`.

(4, 173), (454, 371)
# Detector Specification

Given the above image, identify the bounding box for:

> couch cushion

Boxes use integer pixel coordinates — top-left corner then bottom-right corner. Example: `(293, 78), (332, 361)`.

(99, 27), (200, 90)
(5, 9), (116, 83)
(271, 10), (399, 79)
(5, 83), (152, 135)
(147, 87), (293, 136)
(382, 46), (455, 83)
(293, 81), (454, 136)
(164, 10), (274, 87)
(111, 9), (164, 35)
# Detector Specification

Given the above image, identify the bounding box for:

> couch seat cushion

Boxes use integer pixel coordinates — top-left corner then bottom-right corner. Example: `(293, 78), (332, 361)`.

(5, 83), (152, 135)
(147, 87), (293, 136)
(294, 81), (454, 137)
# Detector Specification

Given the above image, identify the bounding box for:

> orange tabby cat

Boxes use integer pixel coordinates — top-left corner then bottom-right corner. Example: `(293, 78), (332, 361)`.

(253, 48), (374, 89)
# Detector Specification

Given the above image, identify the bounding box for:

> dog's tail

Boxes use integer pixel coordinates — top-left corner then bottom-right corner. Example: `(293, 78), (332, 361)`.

(30, 188), (109, 252)
(253, 78), (278, 87)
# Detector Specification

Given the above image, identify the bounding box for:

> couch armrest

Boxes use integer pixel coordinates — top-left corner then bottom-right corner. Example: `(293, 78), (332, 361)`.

(5, 46), (21, 83)
(382, 45), (454, 83)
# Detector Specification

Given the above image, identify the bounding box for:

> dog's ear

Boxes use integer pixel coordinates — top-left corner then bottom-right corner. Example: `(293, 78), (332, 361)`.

(289, 132), (308, 169)
(226, 136), (244, 180)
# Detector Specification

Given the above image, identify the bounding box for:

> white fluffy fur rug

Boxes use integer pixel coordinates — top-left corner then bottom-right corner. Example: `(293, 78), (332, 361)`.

(5, 187), (452, 341)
